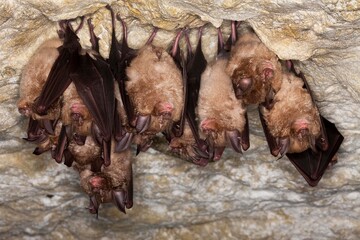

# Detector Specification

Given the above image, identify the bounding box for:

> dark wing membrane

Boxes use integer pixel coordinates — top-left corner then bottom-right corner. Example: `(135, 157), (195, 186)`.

(35, 25), (82, 115)
(287, 117), (344, 186)
(185, 29), (207, 142)
(34, 48), (73, 115)
(258, 107), (280, 157)
(107, 7), (137, 126)
(70, 54), (115, 166)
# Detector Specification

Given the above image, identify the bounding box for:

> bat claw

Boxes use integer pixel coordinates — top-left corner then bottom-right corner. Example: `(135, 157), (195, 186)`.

(135, 115), (151, 134)
(112, 190), (127, 214)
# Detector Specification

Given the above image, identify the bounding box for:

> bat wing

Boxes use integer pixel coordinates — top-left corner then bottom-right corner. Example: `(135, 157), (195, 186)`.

(164, 29), (185, 139)
(184, 28), (213, 163)
(70, 54), (115, 166)
(107, 6), (136, 128)
(286, 116), (343, 186)
(34, 25), (81, 115)
(258, 107), (281, 157)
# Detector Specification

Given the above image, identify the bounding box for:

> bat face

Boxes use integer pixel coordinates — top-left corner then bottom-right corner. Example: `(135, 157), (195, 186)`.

(226, 32), (282, 105)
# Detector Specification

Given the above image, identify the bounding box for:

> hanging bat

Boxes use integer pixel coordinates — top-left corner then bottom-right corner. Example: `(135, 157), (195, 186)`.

(106, 5), (136, 152)
(18, 38), (63, 119)
(76, 146), (133, 215)
(198, 22), (249, 160)
(125, 30), (184, 151)
(169, 27), (214, 165)
(32, 18), (115, 167)
(259, 61), (344, 186)
(226, 25), (282, 106)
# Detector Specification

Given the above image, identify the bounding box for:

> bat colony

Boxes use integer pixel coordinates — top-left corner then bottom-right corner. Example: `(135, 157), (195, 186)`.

(17, 6), (344, 216)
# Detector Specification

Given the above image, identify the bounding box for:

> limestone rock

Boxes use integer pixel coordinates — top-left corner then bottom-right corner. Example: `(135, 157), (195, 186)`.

(0, 0), (359, 239)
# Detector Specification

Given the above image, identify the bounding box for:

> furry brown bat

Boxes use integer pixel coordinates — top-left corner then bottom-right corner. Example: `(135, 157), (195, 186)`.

(198, 23), (249, 160)
(18, 38), (63, 118)
(226, 26), (282, 106)
(76, 146), (133, 215)
(259, 61), (344, 186)
(125, 35), (184, 136)
(18, 31), (65, 153)
(168, 27), (214, 165)
(260, 70), (322, 156)
(31, 18), (115, 167)
(107, 6), (137, 152)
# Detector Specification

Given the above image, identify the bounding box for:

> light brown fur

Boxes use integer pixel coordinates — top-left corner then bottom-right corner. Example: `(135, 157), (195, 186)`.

(77, 146), (132, 205)
(226, 32), (282, 105)
(18, 38), (62, 117)
(126, 45), (184, 133)
(62, 83), (93, 136)
(198, 58), (246, 147)
(262, 71), (321, 153)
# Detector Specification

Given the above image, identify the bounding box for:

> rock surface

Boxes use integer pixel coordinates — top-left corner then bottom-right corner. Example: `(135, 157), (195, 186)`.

(1, 0), (360, 239)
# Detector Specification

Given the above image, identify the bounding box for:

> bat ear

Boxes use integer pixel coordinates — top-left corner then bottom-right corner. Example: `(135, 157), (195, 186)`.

(263, 67), (274, 81)
(260, 60), (275, 81)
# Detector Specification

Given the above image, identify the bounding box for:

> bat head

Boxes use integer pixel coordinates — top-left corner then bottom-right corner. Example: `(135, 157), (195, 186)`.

(289, 118), (317, 153)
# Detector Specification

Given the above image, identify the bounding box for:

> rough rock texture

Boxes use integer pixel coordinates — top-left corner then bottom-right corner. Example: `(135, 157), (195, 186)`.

(1, 0), (360, 239)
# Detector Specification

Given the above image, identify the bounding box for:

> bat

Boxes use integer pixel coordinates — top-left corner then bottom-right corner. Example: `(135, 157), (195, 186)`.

(198, 22), (249, 160)
(125, 30), (184, 151)
(107, 5), (139, 153)
(226, 25), (282, 106)
(32, 18), (116, 167)
(17, 29), (65, 156)
(76, 146), (133, 215)
(259, 61), (344, 186)
(169, 27), (215, 165)
(18, 38), (63, 119)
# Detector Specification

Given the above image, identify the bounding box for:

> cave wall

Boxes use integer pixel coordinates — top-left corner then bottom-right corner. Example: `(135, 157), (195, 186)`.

(1, 0), (360, 239)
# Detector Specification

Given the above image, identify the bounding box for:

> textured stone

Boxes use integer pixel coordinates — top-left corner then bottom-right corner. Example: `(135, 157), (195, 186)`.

(1, 0), (360, 239)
